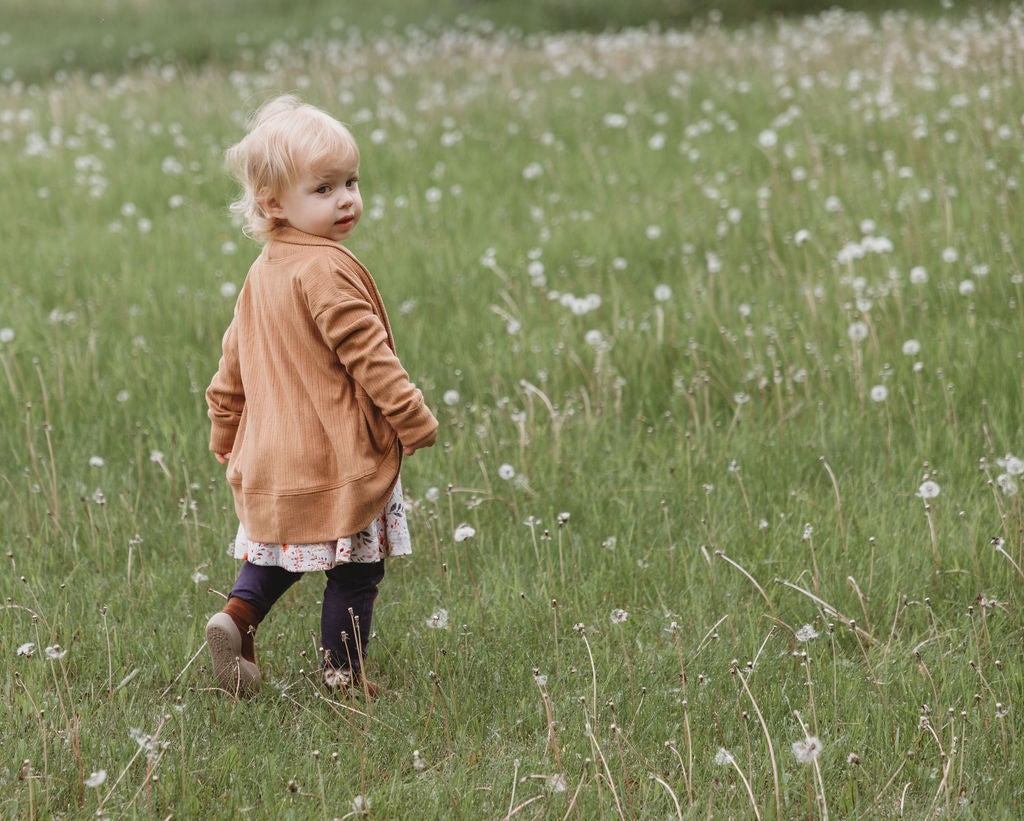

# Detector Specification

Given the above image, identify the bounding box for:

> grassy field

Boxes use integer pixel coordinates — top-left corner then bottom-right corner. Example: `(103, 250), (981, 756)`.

(2, 2), (1023, 818)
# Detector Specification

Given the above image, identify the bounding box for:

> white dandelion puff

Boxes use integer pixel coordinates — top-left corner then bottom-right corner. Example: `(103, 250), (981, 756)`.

(453, 524), (476, 542)
(16, 642), (35, 657)
(998, 454), (1024, 476)
(610, 608), (629, 624)
(869, 385), (888, 402)
(427, 608), (449, 629)
(795, 624), (819, 642)
(847, 322), (868, 343)
(45, 645), (67, 660)
(792, 736), (823, 764)
(917, 480), (940, 499)
(497, 464), (515, 480)
(85, 770), (107, 788)
(714, 748), (734, 766)
(996, 473), (1017, 496)
(902, 339), (921, 356)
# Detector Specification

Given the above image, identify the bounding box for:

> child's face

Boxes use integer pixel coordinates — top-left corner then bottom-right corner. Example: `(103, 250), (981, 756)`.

(267, 158), (362, 243)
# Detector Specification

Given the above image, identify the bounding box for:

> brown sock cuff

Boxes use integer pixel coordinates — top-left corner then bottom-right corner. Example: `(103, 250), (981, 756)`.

(223, 597), (262, 664)
(224, 596), (263, 629)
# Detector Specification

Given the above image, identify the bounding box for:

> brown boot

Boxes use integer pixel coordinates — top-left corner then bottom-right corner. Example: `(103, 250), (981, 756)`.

(205, 597), (262, 696)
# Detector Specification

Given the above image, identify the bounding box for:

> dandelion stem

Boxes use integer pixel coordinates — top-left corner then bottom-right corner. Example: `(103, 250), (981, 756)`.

(715, 551), (777, 619)
(819, 457), (847, 556)
(734, 667), (781, 820)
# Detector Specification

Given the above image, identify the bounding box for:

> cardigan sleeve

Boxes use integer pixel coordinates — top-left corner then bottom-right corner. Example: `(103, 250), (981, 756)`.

(311, 287), (438, 452)
(206, 316), (246, 454)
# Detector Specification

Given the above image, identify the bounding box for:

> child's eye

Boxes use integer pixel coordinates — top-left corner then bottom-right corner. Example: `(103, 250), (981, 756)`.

(315, 185), (331, 194)
(346, 178), (359, 188)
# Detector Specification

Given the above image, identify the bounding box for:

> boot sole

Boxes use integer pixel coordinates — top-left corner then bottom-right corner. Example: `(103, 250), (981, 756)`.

(205, 612), (261, 696)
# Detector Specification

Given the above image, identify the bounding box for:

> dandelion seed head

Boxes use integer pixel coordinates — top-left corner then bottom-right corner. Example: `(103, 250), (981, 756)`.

(85, 770), (107, 788)
(427, 608), (449, 629)
(610, 608), (629, 624)
(917, 480), (940, 499)
(869, 385), (888, 402)
(795, 624), (819, 642)
(792, 735), (823, 764)
(453, 524), (476, 542)
(847, 321), (869, 343)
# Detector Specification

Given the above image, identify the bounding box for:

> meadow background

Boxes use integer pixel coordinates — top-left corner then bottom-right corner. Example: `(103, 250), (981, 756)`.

(2, 0), (1023, 817)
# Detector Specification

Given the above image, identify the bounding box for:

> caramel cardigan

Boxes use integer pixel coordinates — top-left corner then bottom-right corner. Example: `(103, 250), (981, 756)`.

(206, 227), (438, 543)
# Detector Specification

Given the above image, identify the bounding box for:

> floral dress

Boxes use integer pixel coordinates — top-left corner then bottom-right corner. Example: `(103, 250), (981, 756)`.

(233, 479), (411, 572)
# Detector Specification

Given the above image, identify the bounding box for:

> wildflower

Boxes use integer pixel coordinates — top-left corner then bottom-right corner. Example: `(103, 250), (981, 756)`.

(902, 339), (921, 355)
(869, 385), (888, 402)
(847, 753), (861, 766)
(794, 229), (810, 245)
(442, 389), (460, 406)
(85, 770), (107, 788)
(714, 748), (734, 766)
(909, 266), (929, 284)
(522, 162), (544, 180)
(996, 474), (1017, 496)
(917, 480), (941, 499)
(0, 328), (13, 343)
(89, 456), (105, 467)
(654, 284), (672, 302)
(602, 537), (616, 550)
(427, 608), (449, 630)
(191, 569), (209, 583)
(413, 749), (426, 771)
(16, 642), (35, 657)
(497, 463), (515, 480)
(646, 225), (662, 240)
(533, 671), (548, 687)
(997, 454), (1024, 476)
(425, 487), (440, 503)
(45, 645), (67, 660)
(610, 608), (629, 624)
(149, 450), (164, 463)
(557, 511), (571, 525)
(824, 195), (842, 213)
(795, 624), (819, 642)
(958, 280), (975, 296)
(116, 390), (129, 403)
(792, 735), (823, 764)
(453, 524), (476, 542)
(942, 247), (959, 263)
(352, 794), (370, 815)
(847, 321), (868, 342)
(757, 129), (778, 148)
(603, 112), (628, 128)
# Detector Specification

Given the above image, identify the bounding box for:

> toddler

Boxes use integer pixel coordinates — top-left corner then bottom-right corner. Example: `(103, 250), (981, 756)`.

(204, 95), (437, 696)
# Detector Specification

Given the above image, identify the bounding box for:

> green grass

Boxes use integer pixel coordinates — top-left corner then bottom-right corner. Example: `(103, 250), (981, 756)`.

(2, 3), (1024, 819)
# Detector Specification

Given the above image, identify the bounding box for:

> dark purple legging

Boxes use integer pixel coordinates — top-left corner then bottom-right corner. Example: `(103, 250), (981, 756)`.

(229, 559), (385, 672)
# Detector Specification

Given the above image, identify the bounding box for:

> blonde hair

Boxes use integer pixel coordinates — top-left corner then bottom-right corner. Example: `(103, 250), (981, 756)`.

(225, 94), (359, 241)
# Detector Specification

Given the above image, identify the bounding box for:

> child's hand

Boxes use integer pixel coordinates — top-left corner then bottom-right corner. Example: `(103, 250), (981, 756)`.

(215, 452), (231, 465)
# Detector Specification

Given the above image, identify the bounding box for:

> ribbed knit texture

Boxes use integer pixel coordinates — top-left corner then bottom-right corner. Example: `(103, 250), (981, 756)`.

(206, 227), (438, 543)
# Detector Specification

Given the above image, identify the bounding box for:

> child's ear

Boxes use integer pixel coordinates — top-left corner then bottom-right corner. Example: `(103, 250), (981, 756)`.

(259, 189), (286, 219)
